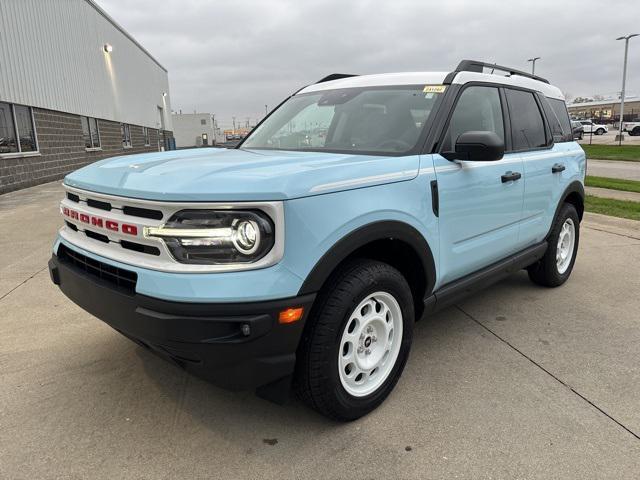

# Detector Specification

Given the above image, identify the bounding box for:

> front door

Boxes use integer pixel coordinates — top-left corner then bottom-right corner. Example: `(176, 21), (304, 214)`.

(432, 85), (524, 285)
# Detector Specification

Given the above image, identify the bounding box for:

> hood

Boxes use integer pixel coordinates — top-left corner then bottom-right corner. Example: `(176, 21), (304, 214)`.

(64, 148), (419, 201)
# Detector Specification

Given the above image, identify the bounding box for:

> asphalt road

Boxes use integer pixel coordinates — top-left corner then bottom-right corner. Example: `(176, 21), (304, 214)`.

(2, 182), (640, 479)
(587, 159), (640, 181)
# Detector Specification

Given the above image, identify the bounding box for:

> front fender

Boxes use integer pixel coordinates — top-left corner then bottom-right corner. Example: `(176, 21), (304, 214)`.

(281, 178), (439, 296)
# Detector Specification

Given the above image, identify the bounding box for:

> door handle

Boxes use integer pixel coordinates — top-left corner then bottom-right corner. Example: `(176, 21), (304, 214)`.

(501, 171), (522, 183)
(552, 163), (566, 173)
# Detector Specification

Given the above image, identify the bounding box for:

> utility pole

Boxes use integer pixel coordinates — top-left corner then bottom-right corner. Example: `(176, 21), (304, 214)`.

(527, 57), (541, 75)
(265, 104), (268, 116)
(232, 116), (236, 132)
(616, 34), (638, 144)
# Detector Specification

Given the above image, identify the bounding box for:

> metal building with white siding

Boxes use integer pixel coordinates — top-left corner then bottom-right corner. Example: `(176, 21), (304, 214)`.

(0, 0), (174, 194)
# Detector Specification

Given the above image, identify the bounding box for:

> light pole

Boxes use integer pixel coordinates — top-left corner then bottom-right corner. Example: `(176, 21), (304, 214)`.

(527, 57), (541, 75)
(616, 34), (638, 144)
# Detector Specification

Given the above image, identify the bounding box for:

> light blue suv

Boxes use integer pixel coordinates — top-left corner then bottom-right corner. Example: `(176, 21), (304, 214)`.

(49, 60), (586, 420)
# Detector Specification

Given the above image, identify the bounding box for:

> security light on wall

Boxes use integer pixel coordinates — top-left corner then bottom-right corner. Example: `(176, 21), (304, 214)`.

(103, 43), (113, 53)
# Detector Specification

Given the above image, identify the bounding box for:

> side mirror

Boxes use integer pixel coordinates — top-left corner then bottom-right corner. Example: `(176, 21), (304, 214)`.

(442, 131), (504, 161)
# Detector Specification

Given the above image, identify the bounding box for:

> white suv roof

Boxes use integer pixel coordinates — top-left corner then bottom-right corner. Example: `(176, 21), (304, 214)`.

(300, 60), (565, 100)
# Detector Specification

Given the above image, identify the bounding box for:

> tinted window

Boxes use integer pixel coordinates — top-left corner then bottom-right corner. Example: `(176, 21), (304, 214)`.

(506, 89), (547, 150)
(548, 98), (572, 142)
(540, 98), (565, 143)
(0, 102), (18, 154)
(443, 86), (504, 151)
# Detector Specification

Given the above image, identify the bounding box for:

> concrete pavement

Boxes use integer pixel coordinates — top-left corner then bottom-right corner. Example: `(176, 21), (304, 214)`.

(587, 159), (640, 181)
(586, 186), (640, 202)
(1, 182), (640, 479)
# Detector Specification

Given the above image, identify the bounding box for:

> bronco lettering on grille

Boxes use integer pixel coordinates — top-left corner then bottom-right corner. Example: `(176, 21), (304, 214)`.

(62, 207), (138, 236)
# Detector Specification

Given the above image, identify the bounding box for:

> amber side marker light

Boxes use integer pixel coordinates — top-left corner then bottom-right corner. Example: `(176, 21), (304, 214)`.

(279, 307), (304, 324)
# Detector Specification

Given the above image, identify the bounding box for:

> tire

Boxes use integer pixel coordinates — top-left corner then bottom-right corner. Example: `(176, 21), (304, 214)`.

(595, 128), (605, 135)
(631, 127), (640, 137)
(527, 203), (580, 287)
(294, 259), (414, 421)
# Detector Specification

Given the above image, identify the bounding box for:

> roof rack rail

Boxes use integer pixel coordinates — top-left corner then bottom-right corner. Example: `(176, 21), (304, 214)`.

(316, 73), (358, 84)
(443, 60), (550, 85)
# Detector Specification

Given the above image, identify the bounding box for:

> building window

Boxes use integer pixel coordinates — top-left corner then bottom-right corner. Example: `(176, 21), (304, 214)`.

(121, 123), (132, 148)
(81, 117), (101, 149)
(201, 119), (207, 125)
(143, 127), (150, 146)
(0, 102), (38, 155)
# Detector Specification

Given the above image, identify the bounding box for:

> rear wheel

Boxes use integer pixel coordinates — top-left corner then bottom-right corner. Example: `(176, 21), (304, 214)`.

(528, 203), (580, 287)
(295, 260), (414, 421)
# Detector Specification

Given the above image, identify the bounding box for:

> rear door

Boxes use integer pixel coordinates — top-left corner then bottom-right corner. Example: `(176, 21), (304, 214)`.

(505, 89), (564, 248)
(432, 85), (524, 285)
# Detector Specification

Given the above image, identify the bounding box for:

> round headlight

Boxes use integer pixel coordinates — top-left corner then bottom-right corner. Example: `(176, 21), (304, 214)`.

(233, 220), (260, 254)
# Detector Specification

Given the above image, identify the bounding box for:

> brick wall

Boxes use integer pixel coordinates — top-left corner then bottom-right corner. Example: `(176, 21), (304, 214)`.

(0, 107), (173, 194)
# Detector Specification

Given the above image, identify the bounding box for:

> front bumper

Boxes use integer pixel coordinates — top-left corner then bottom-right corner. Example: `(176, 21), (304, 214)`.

(48, 249), (315, 392)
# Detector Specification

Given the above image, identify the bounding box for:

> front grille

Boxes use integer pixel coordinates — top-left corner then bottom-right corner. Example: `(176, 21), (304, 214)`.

(122, 205), (163, 220)
(87, 198), (112, 211)
(57, 244), (137, 293)
(84, 229), (110, 243)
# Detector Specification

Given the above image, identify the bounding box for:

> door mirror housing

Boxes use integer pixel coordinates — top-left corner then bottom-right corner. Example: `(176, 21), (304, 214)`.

(442, 131), (505, 161)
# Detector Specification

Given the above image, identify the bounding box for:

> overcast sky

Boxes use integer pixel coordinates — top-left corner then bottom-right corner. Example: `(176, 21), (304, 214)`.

(98, 0), (640, 128)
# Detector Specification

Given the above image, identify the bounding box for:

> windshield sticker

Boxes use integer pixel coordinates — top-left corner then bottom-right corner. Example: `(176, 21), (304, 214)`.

(423, 85), (447, 94)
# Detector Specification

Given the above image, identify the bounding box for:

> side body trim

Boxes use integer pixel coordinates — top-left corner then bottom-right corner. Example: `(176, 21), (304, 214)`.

(425, 241), (547, 313)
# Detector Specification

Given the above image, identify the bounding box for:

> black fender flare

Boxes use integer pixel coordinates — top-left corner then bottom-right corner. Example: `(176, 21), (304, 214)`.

(297, 220), (436, 298)
(552, 180), (585, 227)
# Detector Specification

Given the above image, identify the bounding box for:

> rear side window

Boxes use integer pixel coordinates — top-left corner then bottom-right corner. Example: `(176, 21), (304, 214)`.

(505, 89), (547, 150)
(547, 98), (572, 142)
(442, 86), (504, 151)
(540, 98), (565, 143)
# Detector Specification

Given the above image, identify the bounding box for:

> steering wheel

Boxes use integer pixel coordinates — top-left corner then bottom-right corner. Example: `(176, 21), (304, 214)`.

(375, 139), (412, 151)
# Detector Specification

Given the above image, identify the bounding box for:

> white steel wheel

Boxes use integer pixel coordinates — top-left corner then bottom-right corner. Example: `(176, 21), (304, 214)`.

(556, 218), (575, 274)
(338, 291), (403, 397)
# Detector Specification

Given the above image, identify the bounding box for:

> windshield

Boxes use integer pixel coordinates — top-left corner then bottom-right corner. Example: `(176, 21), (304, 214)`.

(242, 86), (442, 155)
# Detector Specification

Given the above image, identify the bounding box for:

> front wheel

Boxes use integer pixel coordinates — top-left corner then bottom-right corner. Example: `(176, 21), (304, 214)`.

(595, 128), (605, 135)
(295, 260), (414, 421)
(527, 203), (580, 287)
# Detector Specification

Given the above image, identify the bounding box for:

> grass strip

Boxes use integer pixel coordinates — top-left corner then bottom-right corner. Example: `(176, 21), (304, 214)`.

(581, 144), (640, 162)
(585, 195), (640, 221)
(585, 176), (640, 193)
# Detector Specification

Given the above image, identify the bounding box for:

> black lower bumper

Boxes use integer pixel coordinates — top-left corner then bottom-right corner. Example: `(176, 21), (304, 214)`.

(48, 250), (315, 393)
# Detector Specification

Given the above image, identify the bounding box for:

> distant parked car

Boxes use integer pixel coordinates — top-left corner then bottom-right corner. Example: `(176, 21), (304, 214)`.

(571, 120), (584, 140)
(580, 120), (608, 135)
(622, 121), (640, 136)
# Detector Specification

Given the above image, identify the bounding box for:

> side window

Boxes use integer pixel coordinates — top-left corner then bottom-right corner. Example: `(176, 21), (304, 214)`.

(548, 98), (572, 142)
(540, 98), (564, 143)
(506, 89), (547, 150)
(443, 86), (504, 151)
